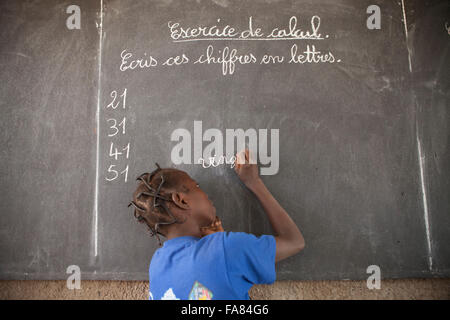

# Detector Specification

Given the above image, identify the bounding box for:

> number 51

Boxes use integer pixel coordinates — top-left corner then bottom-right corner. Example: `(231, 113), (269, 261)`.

(105, 164), (129, 182)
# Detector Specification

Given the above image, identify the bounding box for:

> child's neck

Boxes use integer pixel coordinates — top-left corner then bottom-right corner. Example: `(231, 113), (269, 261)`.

(165, 221), (202, 240)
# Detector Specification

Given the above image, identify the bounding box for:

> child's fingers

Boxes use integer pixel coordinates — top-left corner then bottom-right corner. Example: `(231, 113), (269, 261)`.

(241, 148), (254, 164)
(236, 149), (246, 165)
(245, 148), (257, 164)
(236, 148), (251, 165)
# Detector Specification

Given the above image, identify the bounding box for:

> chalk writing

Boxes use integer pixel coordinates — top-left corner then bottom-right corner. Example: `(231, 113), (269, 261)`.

(117, 14), (341, 76)
(168, 16), (324, 41)
(104, 88), (131, 183)
(198, 156), (237, 169)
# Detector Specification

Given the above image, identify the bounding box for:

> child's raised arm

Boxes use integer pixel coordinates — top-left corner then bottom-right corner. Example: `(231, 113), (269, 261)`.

(234, 149), (305, 263)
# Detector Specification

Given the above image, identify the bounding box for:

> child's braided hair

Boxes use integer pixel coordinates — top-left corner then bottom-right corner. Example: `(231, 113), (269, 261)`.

(128, 163), (186, 246)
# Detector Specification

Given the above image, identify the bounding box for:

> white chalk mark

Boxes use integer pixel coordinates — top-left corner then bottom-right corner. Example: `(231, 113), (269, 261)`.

(401, 0), (413, 73)
(403, 0), (433, 271)
(416, 124), (433, 271)
(212, 0), (230, 8)
(2, 52), (31, 59)
(93, 0), (104, 257)
(173, 37), (324, 43)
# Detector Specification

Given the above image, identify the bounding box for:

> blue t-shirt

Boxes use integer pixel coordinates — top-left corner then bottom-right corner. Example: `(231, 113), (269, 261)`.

(149, 231), (276, 300)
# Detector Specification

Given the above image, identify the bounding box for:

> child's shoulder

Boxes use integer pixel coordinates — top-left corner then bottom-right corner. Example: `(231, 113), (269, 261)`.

(195, 231), (238, 247)
(197, 231), (226, 243)
(199, 231), (264, 246)
(199, 231), (249, 240)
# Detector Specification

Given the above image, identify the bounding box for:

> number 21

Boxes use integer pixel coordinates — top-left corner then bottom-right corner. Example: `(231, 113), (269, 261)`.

(106, 88), (127, 109)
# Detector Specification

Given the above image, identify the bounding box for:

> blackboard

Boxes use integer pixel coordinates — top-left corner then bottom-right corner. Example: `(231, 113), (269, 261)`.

(0, 0), (448, 281)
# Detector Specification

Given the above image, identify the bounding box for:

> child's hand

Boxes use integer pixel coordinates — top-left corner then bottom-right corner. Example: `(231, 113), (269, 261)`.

(200, 216), (224, 237)
(234, 149), (261, 189)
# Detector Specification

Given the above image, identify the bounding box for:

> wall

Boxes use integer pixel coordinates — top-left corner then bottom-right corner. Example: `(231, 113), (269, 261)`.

(1, 279), (449, 300)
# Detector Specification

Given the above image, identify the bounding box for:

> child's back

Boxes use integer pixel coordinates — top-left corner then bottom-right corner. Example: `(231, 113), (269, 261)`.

(149, 231), (276, 300)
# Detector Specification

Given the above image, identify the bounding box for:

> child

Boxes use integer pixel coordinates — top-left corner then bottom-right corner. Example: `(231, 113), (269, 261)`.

(129, 149), (305, 300)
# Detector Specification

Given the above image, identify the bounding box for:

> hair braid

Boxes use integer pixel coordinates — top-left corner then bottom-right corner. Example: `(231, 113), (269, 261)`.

(128, 163), (183, 246)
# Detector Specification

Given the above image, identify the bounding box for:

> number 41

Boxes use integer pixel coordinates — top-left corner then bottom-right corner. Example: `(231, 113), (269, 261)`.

(109, 142), (130, 160)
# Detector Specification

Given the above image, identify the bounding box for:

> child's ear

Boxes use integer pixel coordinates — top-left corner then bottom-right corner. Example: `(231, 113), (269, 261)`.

(171, 192), (190, 210)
